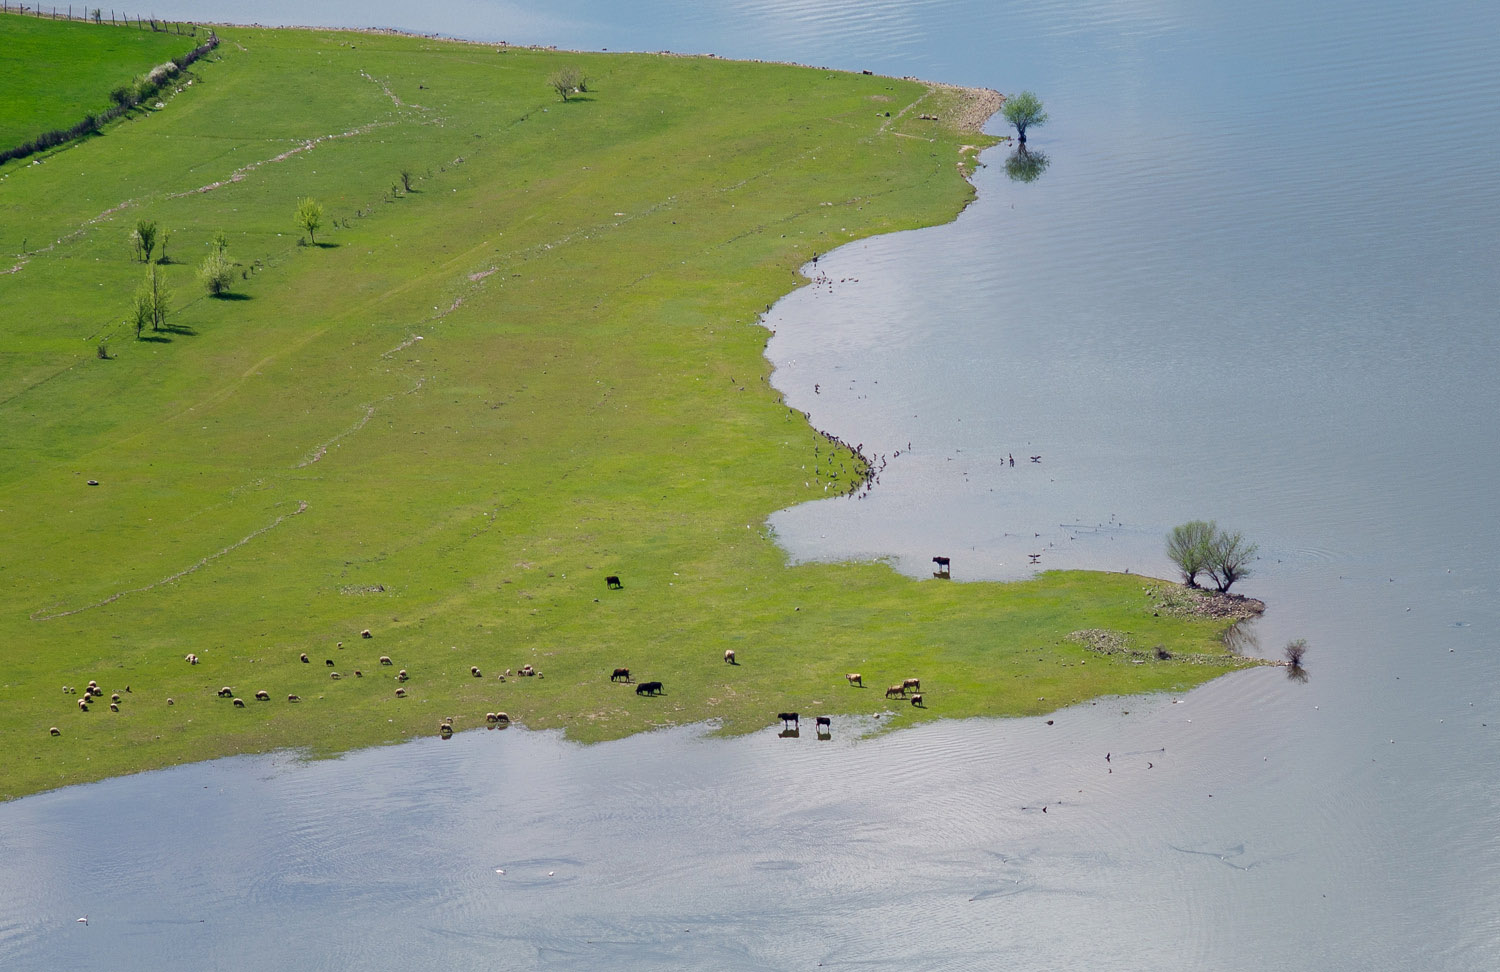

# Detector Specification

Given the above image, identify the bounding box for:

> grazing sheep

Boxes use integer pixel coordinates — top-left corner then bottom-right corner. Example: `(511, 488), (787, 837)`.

(845, 673), (862, 687)
(50, 727), (61, 736)
(87, 681), (99, 691)
(330, 672), (341, 680)
(902, 678), (921, 692)
(493, 712), (509, 723)
(485, 712), (497, 723)
(354, 670), (363, 678)
(218, 686), (234, 698)
(361, 629), (373, 639)
(233, 698), (245, 707)
(300, 653), (310, 664)
(395, 687), (407, 698)
(185, 653), (198, 664)
(110, 702), (120, 712)
(325, 659), (335, 667)
(885, 685), (906, 699)
(111, 693), (121, 703)
(255, 691), (270, 701)
(397, 669), (409, 682)
(471, 666), (482, 677)
(724, 649), (736, 665)
(520, 664), (535, 677)
(287, 694), (300, 702)
(78, 701), (89, 712)
(439, 721), (454, 734)
(379, 656), (393, 666)
(910, 694), (924, 707)
(167, 698), (174, 705)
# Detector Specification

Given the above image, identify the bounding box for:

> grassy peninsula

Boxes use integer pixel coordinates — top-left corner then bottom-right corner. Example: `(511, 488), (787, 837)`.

(0, 15), (1257, 801)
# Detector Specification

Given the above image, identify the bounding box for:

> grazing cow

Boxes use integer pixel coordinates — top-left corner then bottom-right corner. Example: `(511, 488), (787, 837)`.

(379, 656), (393, 666)
(325, 659), (335, 667)
(815, 716), (831, 732)
(932, 555), (951, 576)
(287, 694), (300, 702)
(300, 653), (310, 664)
(255, 691), (270, 701)
(471, 667), (482, 677)
(778, 712), (800, 729)
(845, 673), (863, 687)
(50, 727), (61, 736)
(218, 686), (234, 698)
(902, 678), (921, 692)
(606, 575), (623, 590)
(886, 685), (906, 699)
(232, 698), (246, 708)
(611, 667), (631, 682)
(635, 681), (663, 696)
(395, 687), (407, 698)
(361, 629), (373, 639)
(910, 694), (924, 707)
(724, 649), (736, 665)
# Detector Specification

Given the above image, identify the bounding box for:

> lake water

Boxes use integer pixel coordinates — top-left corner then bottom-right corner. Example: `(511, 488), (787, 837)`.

(4, 1), (1499, 968)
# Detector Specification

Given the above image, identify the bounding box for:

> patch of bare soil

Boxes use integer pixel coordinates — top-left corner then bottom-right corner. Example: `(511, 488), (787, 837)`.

(1144, 583), (1266, 620)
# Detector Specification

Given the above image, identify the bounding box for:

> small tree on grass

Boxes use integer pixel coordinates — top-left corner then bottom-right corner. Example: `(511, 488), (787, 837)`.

(211, 230), (229, 255)
(1166, 520), (1217, 588)
(1002, 90), (1048, 144)
(132, 219), (158, 262)
(135, 265), (169, 331)
(548, 67), (587, 102)
(157, 228), (172, 264)
(399, 168), (413, 193)
(296, 197), (324, 245)
(198, 251), (233, 296)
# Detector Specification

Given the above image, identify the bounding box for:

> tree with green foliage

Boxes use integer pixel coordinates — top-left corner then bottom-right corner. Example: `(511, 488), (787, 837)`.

(1166, 520), (1217, 588)
(211, 230), (229, 255)
(548, 67), (587, 102)
(157, 228), (172, 264)
(296, 197), (324, 245)
(198, 251), (233, 296)
(1002, 90), (1048, 144)
(1204, 528), (1257, 593)
(135, 264), (169, 331)
(133, 219), (158, 262)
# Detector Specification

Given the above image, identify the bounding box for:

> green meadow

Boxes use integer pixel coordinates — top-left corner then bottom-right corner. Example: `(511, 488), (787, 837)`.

(0, 16), (1258, 801)
(0, 14), (201, 149)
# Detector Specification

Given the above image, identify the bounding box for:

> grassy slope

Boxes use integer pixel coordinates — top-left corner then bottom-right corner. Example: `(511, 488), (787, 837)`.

(0, 13), (201, 149)
(0, 22), (1256, 801)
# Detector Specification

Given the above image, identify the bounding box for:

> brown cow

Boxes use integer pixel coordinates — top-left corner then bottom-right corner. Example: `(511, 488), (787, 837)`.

(885, 685), (906, 699)
(910, 694), (924, 707)
(724, 649), (736, 665)
(902, 678), (921, 692)
(845, 673), (862, 687)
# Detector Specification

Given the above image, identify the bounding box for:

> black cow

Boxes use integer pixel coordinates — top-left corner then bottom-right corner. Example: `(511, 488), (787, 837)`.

(611, 668), (631, 682)
(778, 712), (799, 729)
(815, 716), (831, 732)
(636, 681), (663, 696)
(932, 555), (951, 577)
(606, 575), (623, 590)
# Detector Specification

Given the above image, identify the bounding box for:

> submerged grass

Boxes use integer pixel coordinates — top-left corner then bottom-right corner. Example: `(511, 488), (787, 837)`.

(0, 20), (1256, 801)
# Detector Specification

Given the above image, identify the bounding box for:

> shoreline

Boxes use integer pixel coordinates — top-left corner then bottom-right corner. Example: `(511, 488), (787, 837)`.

(1, 21), (1250, 803)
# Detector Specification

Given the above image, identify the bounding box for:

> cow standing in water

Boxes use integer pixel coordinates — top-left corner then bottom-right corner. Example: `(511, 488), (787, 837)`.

(932, 556), (951, 577)
(778, 712), (799, 729)
(815, 716), (831, 734)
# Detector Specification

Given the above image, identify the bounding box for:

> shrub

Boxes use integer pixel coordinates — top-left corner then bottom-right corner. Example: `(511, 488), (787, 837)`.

(198, 252), (233, 296)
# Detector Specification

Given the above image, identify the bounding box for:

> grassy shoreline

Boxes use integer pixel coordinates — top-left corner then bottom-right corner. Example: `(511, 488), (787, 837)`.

(1, 19), (1257, 802)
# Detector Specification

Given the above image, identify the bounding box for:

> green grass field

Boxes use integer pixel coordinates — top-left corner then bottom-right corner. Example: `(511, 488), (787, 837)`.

(0, 19), (1258, 801)
(0, 13), (203, 149)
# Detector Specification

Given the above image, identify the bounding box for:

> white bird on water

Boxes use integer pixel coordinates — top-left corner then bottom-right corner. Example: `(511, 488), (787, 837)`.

(76, 916), (88, 925)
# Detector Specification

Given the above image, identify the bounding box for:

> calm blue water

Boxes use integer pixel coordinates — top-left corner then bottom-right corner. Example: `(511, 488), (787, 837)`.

(4, 1), (1498, 968)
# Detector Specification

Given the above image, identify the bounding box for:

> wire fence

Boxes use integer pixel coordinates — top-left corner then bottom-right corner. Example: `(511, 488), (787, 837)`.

(1, 3), (204, 34)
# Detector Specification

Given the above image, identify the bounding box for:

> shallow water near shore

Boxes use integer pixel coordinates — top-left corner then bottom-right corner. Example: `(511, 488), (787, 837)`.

(5, 0), (1500, 968)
